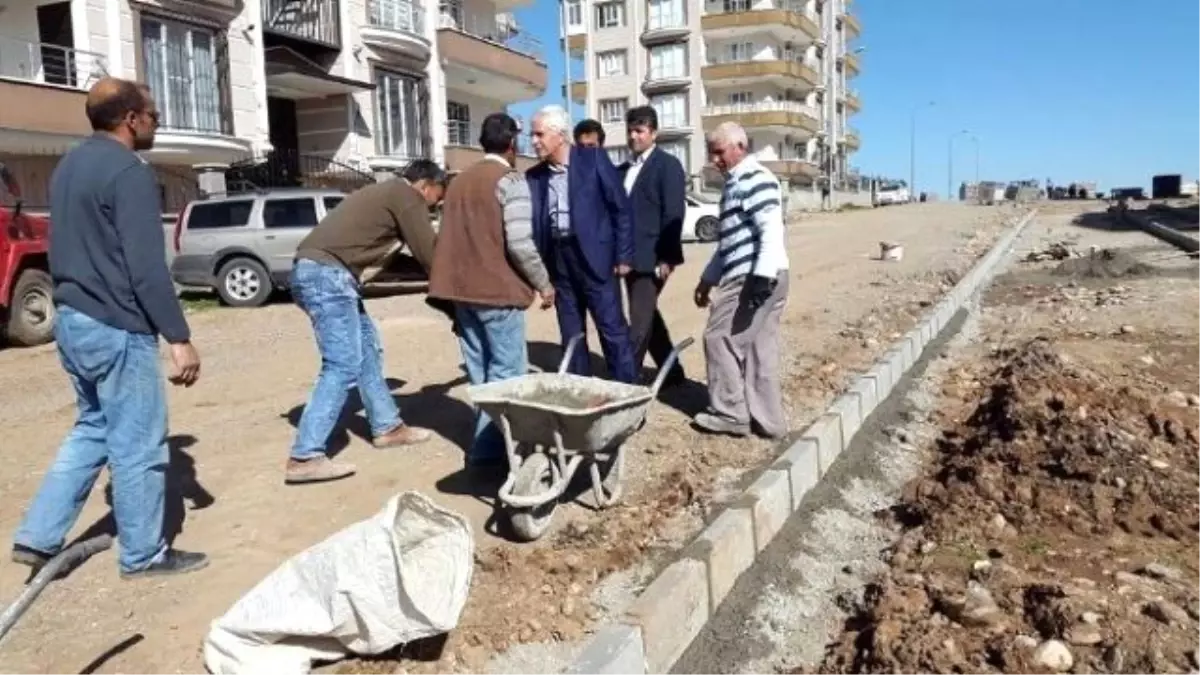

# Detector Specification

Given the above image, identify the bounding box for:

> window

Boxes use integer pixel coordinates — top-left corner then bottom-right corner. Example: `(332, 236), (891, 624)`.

(566, 0), (583, 26)
(596, 50), (627, 77)
(599, 98), (627, 124)
(649, 92), (687, 128)
(375, 69), (428, 158)
(323, 196), (344, 212)
(439, 0), (463, 24)
(728, 91), (752, 105)
(607, 146), (630, 165)
(646, 0), (683, 30)
(446, 101), (471, 145)
(659, 140), (689, 168)
(141, 16), (222, 133)
(722, 0), (749, 11)
(727, 41), (753, 61)
(185, 200), (253, 229)
(647, 43), (686, 80)
(595, 2), (624, 28)
(262, 198), (319, 228)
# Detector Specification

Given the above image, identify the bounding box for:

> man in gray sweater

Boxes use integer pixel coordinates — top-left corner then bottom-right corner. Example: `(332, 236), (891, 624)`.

(11, 78), (207, 579)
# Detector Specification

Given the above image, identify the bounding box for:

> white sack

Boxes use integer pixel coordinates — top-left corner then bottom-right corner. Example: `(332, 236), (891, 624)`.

(203, 491), (474, 674)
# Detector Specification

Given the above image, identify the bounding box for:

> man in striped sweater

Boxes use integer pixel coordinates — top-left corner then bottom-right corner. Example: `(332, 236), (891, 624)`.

(692, 122), (791, 439)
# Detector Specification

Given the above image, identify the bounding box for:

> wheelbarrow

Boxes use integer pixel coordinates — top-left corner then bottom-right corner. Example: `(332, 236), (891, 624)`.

(0, 534), (113, 646)
(467, 334), (694, 542)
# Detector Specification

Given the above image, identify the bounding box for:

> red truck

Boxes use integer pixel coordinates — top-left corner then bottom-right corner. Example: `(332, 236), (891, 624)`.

(0, 164), (54, 347)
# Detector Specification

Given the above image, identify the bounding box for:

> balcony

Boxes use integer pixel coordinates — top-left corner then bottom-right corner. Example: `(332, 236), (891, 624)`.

(564, 80), (587, 103)
(641, 15), (689, 45)
(362, 0), (431, 60)
(762, 158), (819, 181)
(843, 51), (861, 76)
(262, 0), (342, 48)
(843, 128), (861, 150)
(843, 12), (861, 37)
(563, 33), (586, 52)
(642, 67), (690, 95)
(701, 101), (819, 135)
(844, 89), (861, 112)
(0, 36), (107, 152)
(701, 4), (819, 42)
(437, 12), (547, 102)
(702, 52), (819, 87)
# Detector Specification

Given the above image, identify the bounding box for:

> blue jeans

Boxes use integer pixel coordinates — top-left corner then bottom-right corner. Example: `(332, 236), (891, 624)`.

(290, 259), (402, 460)
(14, 306), (169, 573)
(455, 304), (527, 461)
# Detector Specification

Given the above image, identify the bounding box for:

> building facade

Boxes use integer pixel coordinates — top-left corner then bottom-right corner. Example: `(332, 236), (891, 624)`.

(561, 0), (860, 191)
(0, 0), (548, 208)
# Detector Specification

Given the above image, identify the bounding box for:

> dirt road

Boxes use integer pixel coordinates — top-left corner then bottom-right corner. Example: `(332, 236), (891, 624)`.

(675, 203), (1199, 674)
(0, 203), (1025, 673)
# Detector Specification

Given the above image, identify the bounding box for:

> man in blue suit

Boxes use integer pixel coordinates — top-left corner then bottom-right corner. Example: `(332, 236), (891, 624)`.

(527, 105), (637, 383)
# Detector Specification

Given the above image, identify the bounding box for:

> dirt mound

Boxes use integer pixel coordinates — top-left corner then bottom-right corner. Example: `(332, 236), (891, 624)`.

(1051, 248), (1155, 279)
(818, 338), (1200, 674)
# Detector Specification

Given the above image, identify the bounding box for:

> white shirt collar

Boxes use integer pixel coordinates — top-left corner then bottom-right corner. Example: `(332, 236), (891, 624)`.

(630, 144), (656, 165)
(484, 153), (513, 167)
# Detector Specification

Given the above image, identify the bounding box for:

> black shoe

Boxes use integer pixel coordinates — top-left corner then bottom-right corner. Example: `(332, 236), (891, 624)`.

(120, 549), (209, 580)
(12, 543), (55, 571)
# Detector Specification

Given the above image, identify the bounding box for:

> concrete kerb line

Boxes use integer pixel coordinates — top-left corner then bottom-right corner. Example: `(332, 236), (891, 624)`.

(562, 208), (1040, 674)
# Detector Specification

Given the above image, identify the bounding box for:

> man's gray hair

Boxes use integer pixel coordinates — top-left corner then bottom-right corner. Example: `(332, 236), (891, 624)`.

(707, 121), (748, 148)
(533, 104), (571, 139)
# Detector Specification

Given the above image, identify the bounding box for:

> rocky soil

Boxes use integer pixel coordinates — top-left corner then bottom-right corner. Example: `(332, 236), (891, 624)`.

(814, 228), (1200, 674)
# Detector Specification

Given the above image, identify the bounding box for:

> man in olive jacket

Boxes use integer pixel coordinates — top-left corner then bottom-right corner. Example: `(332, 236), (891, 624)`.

(287, 160), (445, 484)
(429, 113), (554, 466)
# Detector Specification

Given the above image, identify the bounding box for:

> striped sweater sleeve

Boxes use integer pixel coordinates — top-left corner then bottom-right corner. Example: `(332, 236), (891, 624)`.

(496, 171), (552, 292)
(746, 173), (786, 278)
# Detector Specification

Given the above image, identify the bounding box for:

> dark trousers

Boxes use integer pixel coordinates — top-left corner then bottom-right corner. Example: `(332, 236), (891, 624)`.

(624, 272), (684, 380)
(551, 237), (637, 383)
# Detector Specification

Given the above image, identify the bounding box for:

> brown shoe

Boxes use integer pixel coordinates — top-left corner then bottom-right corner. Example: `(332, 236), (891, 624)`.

(373, 424), (433, 448)
(285, 456), (357, 485)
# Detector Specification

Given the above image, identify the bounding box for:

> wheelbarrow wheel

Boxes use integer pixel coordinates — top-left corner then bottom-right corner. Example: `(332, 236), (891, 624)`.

(510, 453), (556, 542)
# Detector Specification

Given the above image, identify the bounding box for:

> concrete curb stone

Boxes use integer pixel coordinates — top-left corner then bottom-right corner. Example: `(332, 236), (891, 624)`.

(563, 209), (1039, 674)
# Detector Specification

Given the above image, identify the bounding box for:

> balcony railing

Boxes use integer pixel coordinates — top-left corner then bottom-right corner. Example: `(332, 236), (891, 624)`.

(262, 0), (342, 47)
(368, 0), (426, 36)
(704, 1), (817, 21)
(644, 12), (687, 32)
(437, 11), (543, 61)
(0, 35), (107, 89)
(645, 66), (688, 81)
(703, 100), (817, 118)
(707, 48), (817, 69)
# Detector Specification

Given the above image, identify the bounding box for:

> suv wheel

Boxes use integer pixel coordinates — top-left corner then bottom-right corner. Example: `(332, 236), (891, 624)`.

(216, 257), (273, 308)
(695, 216), (720, 242)
(5, 268), (55, 346)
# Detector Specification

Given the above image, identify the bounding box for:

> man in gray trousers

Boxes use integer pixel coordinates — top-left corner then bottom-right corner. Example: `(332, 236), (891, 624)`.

(692, 122), (791, 439)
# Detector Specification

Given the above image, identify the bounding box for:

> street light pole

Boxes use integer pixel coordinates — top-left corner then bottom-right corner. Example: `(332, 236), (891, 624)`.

(909, 100), (933, 198)
(947, 129), (969, 201)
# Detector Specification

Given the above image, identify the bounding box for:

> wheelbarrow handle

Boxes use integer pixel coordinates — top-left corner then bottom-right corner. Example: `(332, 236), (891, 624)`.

(0, 534), (114, 644)
(557, 333), (585, 374)
(649, 337), (695, 396)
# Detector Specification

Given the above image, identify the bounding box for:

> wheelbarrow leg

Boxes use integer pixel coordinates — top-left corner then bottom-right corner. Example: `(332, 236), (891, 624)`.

(588, 443), (626, 508)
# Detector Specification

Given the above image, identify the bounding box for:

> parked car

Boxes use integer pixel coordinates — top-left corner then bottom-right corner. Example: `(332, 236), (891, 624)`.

(875, 182), (911, 206)
(0, 163), (54, 346)
(171, 188), (347, 307)
(682, 192), (721, 242)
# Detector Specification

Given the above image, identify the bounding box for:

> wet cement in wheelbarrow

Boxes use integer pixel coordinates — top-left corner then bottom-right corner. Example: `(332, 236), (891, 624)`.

(519, 387), (615, 410)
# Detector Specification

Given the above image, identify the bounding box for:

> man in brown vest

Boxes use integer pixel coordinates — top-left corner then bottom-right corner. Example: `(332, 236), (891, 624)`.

(429, 113), (554, 466)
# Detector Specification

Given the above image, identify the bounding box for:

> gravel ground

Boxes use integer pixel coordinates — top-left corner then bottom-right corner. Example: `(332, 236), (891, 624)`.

(675, 202), (1199, 674)
(0, 202), (1027, 674)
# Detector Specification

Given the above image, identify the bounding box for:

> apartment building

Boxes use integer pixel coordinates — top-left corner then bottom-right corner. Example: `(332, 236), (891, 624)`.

(0, 0), (547, 207)
(561, 0), (861, 190)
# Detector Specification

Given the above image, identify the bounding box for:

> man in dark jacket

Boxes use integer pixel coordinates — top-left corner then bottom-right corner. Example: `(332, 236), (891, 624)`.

(13, 77), (207, 578)
(618, 106), (687, 385)
(287, 160), (445, 485)
(429, 113), (554, 466)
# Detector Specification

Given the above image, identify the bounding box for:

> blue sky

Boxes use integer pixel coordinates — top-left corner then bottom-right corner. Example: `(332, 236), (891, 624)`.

(510, 0), (1199, 195)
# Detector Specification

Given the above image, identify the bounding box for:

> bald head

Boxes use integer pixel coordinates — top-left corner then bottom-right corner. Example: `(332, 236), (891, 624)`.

(85, 77), (150, 132)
